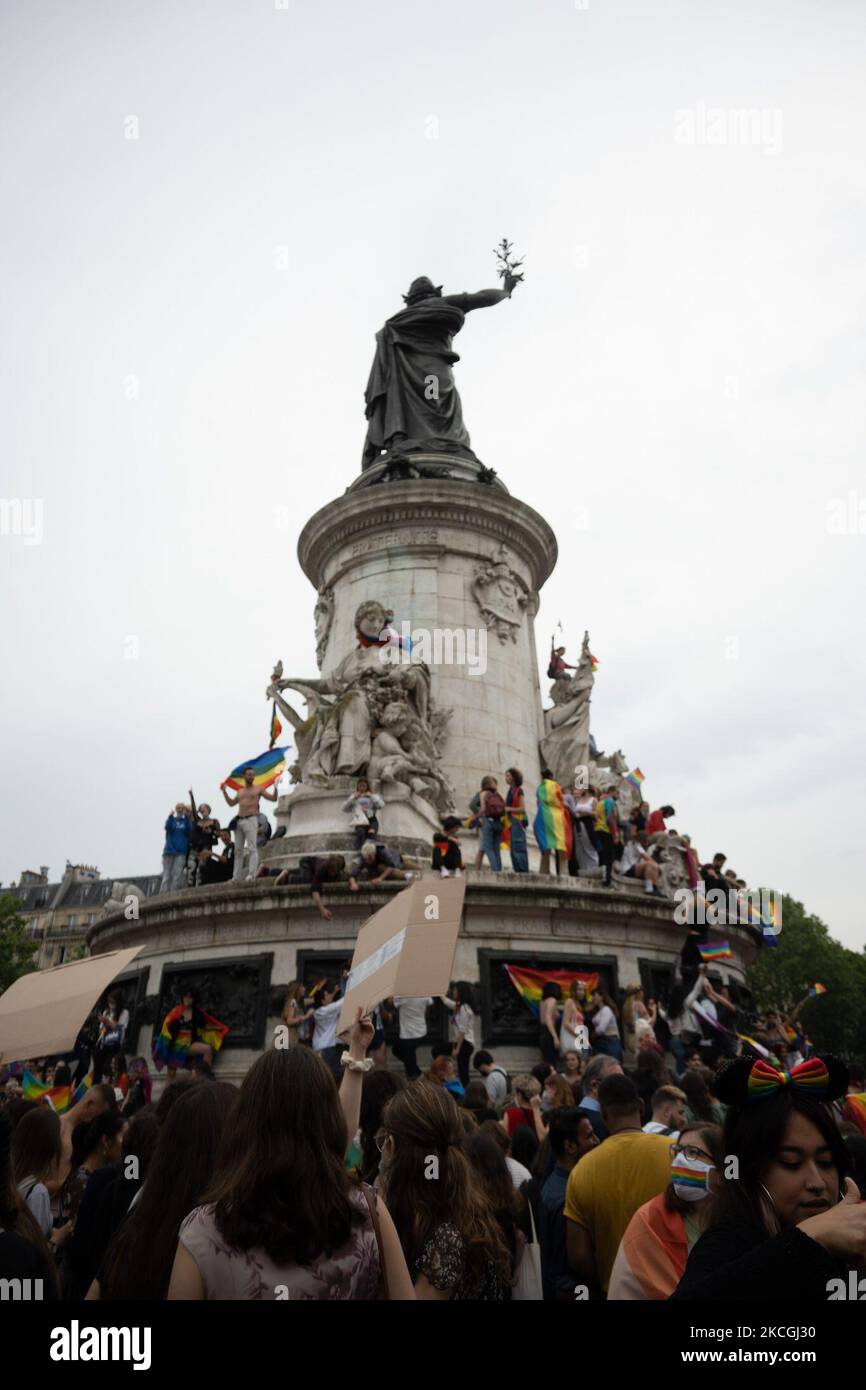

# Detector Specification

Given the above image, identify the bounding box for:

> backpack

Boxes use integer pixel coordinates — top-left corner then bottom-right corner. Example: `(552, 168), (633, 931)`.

(483, 791), (506, 820)
(489, 1065), (511, 1095)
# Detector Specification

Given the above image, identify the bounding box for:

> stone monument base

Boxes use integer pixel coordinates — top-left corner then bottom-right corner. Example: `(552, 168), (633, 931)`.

(269, 780), (441, 865)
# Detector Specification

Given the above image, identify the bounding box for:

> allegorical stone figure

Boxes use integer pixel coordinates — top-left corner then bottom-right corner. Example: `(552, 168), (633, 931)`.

(361, 271), (520, 470)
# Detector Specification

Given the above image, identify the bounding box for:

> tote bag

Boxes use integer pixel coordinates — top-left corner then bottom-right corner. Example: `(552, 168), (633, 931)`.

(511, 1201), (544, 1301)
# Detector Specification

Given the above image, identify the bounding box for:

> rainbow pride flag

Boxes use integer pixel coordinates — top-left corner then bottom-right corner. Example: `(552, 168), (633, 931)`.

(504, 965), (599, 1018)
(698, 940), (732, 963)
(533, 779), (573, 855)
(268, 703), (283, 751)
(22, 1071), (73, 1115)
(224, 747), (288, 791)
(809, 982), (827, 997)
(843, 1093), (866, 1137)
(152, 1005), (229, 1072)
(625, 768), (645, 791)
(72, 1074), (93, 1106)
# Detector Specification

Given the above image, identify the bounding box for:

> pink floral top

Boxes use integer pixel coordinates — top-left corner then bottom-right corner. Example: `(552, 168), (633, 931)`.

(179, 1191), (380, 1300)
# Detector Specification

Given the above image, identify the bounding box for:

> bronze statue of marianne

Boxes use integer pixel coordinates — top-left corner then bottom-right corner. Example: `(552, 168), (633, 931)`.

(361, 258), (522, 471)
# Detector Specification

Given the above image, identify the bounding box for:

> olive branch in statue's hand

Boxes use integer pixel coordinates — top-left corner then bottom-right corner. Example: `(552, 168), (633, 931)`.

(494, 238), (525, 296)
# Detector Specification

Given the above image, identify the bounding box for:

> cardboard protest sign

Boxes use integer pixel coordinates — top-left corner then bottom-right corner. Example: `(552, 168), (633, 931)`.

(0, 947), (142, 1063)
(338, 877), (465, 1033)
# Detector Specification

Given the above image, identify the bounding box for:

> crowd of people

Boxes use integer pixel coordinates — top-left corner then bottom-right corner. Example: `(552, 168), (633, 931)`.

(158, 763), (759, 932)
(4, 957), (865, 1303)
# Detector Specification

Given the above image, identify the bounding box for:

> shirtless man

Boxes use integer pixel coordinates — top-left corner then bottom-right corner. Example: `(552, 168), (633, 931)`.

(220, 768), (278, 881)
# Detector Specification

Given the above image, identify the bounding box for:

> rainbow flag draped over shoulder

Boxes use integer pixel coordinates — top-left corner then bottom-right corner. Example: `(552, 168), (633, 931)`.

(224, 747), (288, 791)
(533, 779), (573, 855)
(843, 1093), (866, 1137)
(698, 940), (732, 963)
(504, 965), (599, 1018)
(152, 1005), (229, 1072)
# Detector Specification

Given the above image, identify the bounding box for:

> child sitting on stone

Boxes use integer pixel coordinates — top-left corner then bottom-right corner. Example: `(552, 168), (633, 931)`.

(432, 816), (465, 876)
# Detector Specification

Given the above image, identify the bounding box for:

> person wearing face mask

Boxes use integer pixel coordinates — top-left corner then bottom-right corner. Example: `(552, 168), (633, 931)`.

(672, 1054), (866, 1300)
(607, 1123), (724, 1300)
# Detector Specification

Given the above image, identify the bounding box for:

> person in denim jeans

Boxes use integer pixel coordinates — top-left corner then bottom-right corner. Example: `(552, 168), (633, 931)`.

(476, 775), (503, 871)
(504, 767), (529, 872)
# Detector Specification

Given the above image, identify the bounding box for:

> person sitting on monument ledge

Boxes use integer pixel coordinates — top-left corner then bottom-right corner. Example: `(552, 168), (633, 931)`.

(432, 815), (465, 876)
(547, 642), (578, 681)
(342, 777), (385, 850)
(199, 829), (234, 885)
(348, 839), (409, 889)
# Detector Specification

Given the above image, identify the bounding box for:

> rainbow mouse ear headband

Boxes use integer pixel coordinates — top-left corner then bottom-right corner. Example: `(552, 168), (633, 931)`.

(746, 1057), (829, 1101)
(715, 1054), (848, 1107)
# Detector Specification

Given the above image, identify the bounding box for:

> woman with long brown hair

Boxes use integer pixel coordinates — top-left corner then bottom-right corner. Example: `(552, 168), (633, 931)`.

(88, 1081), (236, 1300)
(0, 1109), (58, 1296)
(167, 1015), (414, 1299)
(379, 1080), (513, 1299)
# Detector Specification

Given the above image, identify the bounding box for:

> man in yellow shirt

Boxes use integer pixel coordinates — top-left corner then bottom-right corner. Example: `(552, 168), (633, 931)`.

(565, 1072), (673, 1292)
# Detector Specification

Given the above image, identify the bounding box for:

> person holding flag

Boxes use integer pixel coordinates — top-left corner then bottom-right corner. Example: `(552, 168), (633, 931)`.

(221, 765), (279, 881)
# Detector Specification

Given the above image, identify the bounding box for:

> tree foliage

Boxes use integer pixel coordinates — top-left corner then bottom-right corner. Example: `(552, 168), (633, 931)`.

(747, 895), (866, 1061)
(0, 895), (38, 997)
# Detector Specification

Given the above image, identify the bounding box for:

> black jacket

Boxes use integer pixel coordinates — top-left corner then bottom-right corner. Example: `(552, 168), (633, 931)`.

(671, 1214), (841, 1301)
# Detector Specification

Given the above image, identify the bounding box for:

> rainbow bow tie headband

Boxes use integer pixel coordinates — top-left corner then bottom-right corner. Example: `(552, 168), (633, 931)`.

(747, 1057), (829, 1101)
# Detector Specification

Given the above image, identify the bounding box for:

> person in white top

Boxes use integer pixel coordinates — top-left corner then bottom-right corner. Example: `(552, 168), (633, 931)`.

(619, 827), (661, 894)
(642, 1084), (687, 1137)
(392, 996), (433, 1080)
(312, 979), (346, 1078)
(566, 788), (600, 873)
(441, 983), (477, 1088)
(589, 993), (623, 1062)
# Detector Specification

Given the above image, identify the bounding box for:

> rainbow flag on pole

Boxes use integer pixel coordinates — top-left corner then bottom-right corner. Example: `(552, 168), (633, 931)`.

(809, 982), (827, 997)
(268, 703), (283, 751)
(223, 747), (287, 791)
(533, 779), (573, 855)
(698, 940), (733, 963)
(504, 965), (599, 1018)
(72, 1074), (93, 1107)
(625, 768), (645, 792)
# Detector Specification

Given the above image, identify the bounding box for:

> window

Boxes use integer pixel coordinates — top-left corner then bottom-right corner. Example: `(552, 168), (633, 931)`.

(67, 915), (76, 929)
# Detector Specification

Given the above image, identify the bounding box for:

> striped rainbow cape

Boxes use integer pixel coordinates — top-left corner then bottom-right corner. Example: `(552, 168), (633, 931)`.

(533, 779), (573, 855)
(152, 1005), (229, 1072)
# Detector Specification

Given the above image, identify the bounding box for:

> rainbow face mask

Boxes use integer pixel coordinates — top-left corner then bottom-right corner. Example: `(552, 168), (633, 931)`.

(670, 1153), (715, 1203)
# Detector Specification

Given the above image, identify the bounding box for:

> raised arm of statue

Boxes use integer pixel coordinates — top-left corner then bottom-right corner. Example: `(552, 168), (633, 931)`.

(266, 683), (321, 731)
(442, 282), (514, 313)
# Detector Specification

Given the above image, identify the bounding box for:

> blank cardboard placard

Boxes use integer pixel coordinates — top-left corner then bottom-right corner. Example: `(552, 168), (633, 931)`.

(0, 947), (142, 1063)
(338, 877), (465, 1033)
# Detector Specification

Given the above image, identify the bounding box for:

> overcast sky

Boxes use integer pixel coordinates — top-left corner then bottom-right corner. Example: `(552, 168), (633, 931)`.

(1, 0), (864, 948)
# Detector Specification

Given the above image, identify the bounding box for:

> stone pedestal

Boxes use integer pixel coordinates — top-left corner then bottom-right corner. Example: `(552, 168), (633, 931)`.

(295, 474), (557, 823)
(270, 780), (442, 864)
